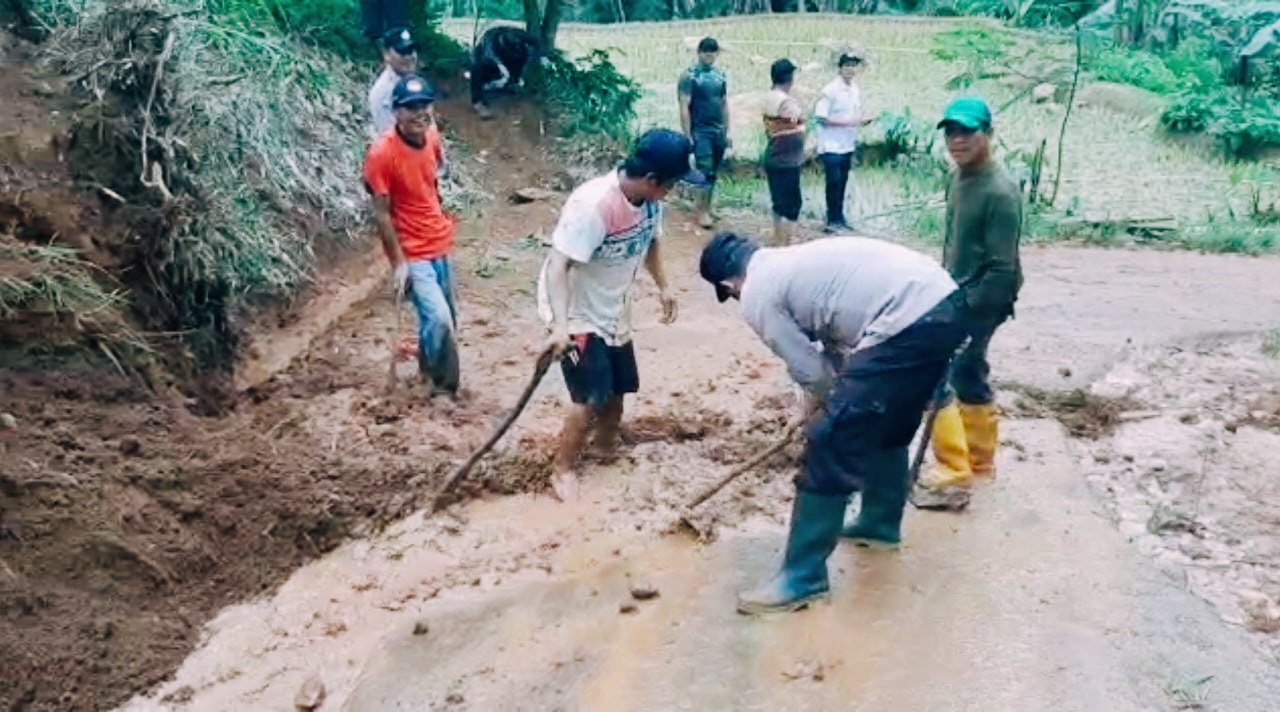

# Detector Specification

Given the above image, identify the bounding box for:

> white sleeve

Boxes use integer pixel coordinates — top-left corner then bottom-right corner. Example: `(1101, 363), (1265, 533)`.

(551, 193), (607, 264)
(814, 89), (832, 119)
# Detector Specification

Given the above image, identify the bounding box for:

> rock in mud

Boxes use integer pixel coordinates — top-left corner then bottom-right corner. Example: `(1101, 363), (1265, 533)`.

(294, 675), (325, 710)
(0, 413), (16, 431)
(619, 602), (639, 614)
(413, 620), (430, 636)
(510, 187), (557, 203)
(119, 437), (142, 457)
(629, 582), (660, 601)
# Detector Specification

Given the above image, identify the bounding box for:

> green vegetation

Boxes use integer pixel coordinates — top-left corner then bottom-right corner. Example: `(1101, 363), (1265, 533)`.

(1263, 330), (1280, 359)
(527, 48), (642, 142)
(0, 235), (145, 355)
(15, 0), (463, 368)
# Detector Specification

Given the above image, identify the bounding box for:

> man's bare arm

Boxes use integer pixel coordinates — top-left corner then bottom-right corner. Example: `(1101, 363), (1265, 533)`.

(542, 248), (575, 354)
(644, 239), (678, 324)
(372, 195), (405, 267)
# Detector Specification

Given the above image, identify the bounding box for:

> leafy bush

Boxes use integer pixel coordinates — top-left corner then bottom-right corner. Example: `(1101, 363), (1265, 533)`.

(527, 48), (642, 141)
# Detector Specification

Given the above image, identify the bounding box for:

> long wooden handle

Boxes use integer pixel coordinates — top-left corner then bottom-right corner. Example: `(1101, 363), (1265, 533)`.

(432, 345), (558, 511)
(685, 421), (801, 511)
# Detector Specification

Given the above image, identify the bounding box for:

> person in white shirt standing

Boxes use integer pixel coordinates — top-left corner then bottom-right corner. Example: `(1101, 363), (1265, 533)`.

(369, 27), (419, 137)
(814, 48), (873, 234)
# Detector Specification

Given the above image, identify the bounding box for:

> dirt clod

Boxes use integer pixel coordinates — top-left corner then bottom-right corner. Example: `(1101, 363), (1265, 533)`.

(619, 602), (639, 614)
(413, 620), (430, 636)
(119, 437), (142, 456)
(293, 675), (325, 710)
(629, 582), (660, 601)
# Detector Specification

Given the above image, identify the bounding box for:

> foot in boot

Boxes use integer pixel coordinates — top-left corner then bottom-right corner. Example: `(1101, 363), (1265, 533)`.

(841, 519), (901, 550)
(823, 220), (852, 234)
(736, 573), (829, 615)
(550, 469), (581, 502)
(910, 484), (971, 512)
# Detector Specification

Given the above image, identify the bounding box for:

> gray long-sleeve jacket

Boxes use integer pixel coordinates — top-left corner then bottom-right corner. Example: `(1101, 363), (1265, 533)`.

(740, 237), (957, 395)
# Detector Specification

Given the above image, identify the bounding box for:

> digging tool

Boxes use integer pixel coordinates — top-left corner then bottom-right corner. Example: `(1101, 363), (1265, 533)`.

(671, 419), (803, 536)
(908, 354), (973, 512)
(431, 344), (558, 511)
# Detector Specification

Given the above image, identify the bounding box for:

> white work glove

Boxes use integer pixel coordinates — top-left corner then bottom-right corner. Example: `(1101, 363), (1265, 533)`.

(392, 263), (409, 295)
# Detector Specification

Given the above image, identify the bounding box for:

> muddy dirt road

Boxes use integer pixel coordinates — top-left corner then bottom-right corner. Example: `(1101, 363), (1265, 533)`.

(3, 58), (1279, 709)
(118, 201), (1280, 710)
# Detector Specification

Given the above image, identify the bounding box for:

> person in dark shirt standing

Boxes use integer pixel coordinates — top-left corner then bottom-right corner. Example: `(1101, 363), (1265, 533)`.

(678, 37), (730, 230)
(762, 59), (806, 245)
(920, 97), (1024, 496)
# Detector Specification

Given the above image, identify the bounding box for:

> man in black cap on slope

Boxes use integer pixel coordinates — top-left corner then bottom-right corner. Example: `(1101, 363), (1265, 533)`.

(699, 232), (968, 614)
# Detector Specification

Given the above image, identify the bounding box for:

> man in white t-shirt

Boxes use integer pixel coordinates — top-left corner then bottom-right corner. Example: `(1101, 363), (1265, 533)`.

(537, 129), (704, 501)
(814, 48), (873, 234)
(369, 27), (419, 137)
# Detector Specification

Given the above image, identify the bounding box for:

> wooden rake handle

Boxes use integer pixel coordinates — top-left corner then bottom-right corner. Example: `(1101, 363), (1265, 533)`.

(685, 420), (802, 511)
(432, 344), (558, 511)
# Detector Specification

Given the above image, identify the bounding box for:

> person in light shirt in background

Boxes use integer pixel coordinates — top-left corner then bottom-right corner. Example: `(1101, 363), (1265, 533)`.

(369, 27), (420, 137)
(814, 47), (873, 234)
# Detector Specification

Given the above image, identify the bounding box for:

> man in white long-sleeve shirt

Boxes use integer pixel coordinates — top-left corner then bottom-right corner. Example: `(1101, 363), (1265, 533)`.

(369, 27), (420, 136)
(699, 232), (968, 615)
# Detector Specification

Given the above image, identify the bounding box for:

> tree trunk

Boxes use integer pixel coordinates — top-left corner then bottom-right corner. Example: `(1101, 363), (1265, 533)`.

(540, 0), (564, 50)
(523, 0), (541, 38)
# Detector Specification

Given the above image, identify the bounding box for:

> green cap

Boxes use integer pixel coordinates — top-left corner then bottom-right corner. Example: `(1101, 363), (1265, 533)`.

(938, 97), (993, 131)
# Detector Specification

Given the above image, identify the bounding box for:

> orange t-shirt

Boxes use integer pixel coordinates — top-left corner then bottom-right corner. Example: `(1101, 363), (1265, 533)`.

(363, 125), (455, 262)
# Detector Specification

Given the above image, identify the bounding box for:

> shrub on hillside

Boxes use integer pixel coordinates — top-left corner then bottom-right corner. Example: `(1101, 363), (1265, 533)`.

(527, 48), (641, 142)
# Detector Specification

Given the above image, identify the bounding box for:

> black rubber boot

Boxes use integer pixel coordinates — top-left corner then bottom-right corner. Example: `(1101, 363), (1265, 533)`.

(737, 488), (848, 615)
(841, 447), (909, 550)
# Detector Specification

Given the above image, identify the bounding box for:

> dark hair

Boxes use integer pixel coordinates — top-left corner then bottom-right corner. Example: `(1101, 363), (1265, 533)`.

(838, 53), (863, 68)
(770, 59), (797, 86)
(698, 37), (719, 54)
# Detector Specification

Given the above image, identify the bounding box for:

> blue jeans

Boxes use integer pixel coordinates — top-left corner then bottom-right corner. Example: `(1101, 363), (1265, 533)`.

(406, 257), (459, 393)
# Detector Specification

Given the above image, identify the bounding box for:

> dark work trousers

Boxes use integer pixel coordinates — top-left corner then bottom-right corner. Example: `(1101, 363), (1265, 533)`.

(802, 292), (969, 497)
(820, 152), (853, 225)
(949, 314), (1008, 406)
(765, 165), (802, 222)
(361, 0), (408, 41)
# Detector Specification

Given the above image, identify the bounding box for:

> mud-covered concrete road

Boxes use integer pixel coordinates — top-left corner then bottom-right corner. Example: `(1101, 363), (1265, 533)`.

(120, 218), (1280, 710)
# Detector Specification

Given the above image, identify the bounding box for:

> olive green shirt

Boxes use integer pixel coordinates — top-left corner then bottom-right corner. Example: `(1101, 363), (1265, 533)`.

(943, 163), (1023, 319)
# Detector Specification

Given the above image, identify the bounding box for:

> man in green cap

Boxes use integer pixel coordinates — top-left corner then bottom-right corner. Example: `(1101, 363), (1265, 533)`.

(920, 97), (1023, 499)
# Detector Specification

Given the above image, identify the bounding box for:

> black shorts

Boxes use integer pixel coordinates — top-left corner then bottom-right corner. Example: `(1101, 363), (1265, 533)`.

(561, 333), (639, 407)
(765, 165), (802, 222)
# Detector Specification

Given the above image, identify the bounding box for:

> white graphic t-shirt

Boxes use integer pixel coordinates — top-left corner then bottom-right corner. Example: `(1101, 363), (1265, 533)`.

(537, 171), (661, 346)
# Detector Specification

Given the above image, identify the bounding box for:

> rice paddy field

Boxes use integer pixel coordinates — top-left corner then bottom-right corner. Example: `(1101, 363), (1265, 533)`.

(445, 15), (1277, 246)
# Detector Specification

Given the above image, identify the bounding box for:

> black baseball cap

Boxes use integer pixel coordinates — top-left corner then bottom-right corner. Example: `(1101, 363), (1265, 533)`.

(381, 27), (418, 55)
(392, 75), (436, 108)
(771, 58), (798, 85)
(632, 129), (707, 185)
(700, 231), (761, 303)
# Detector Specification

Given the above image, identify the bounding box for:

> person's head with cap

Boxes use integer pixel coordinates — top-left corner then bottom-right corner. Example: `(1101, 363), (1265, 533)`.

(771, 58), (798, 90)
(938, 96), (994, 173)
(700, 231), (761, 303)
(836, 45), (866, 82)
(697, 37), (720, 68)
(621, 128), (707, 202)
(392, 75), (437, 142)
(380, 27), (419, 75)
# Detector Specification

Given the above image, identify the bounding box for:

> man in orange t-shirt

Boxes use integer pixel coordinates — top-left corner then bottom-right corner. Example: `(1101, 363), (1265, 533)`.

(363, 75), (460, 397)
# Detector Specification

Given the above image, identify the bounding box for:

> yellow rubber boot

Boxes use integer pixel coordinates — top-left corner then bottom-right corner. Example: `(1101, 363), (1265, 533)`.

(920, 402), (972, 488)
(960, 403), (999, 477)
